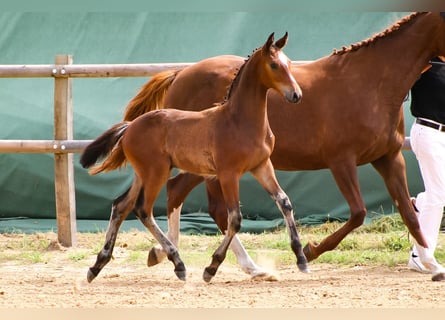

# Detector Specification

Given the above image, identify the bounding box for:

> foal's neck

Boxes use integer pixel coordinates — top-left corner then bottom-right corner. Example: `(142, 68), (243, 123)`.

(224, 54), (270, 125)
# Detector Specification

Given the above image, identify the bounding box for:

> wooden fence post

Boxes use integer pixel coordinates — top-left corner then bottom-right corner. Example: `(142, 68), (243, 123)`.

(53, 54), (77, 247)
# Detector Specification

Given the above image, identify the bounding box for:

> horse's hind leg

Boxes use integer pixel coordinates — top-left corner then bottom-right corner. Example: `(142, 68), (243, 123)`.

(303, 161), (366, 262)
(371, 152), (426, 247)
(87, 177), (142, 283)
(147, 172), (204, 266)
(251, 160), (308, 273)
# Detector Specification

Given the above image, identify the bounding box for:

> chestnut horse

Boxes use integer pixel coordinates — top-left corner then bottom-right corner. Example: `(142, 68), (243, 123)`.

(120, 12), (445, 278)
(80, 33), (305, 283)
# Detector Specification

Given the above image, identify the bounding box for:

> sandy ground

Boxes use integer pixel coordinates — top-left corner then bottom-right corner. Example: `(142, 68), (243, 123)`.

(1, 245), (445, 309)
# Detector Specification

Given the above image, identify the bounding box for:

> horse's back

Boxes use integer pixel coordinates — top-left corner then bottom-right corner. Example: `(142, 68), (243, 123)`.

(165, 55), (244, 110)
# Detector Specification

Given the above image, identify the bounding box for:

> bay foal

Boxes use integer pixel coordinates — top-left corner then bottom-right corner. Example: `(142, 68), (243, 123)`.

(80, 32), (305, 282)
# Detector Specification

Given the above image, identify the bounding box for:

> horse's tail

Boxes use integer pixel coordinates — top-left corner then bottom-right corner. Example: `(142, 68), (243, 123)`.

(123, 69), (181, 121)
(80, 122), (130, 175)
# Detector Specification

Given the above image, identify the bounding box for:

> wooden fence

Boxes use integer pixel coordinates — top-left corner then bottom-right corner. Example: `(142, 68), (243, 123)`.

(0, 55), (412, 247)
(0, 55), (194, 247)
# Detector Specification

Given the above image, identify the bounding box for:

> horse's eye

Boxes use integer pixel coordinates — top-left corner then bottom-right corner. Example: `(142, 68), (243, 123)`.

(270, 62), (278, 70)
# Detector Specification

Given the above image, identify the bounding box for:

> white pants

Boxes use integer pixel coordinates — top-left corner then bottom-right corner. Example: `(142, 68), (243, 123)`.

(410, 120), (445, 268)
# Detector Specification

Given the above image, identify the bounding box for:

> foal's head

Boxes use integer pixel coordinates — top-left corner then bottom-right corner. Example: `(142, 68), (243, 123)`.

(259, 32), (302, 104)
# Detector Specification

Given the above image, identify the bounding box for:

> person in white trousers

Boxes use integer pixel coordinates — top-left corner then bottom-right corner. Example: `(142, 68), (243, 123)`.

(408, 56), (445, 278)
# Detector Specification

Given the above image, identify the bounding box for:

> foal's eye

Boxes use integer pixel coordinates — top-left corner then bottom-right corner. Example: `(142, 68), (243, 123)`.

(270, 62), (278, 70)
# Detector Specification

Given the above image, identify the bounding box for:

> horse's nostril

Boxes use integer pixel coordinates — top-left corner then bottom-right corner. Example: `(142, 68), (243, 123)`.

(293, 92), (301, 103)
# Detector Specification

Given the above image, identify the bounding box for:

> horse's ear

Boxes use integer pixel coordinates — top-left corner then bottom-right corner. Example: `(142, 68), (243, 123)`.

(275, 32), (288, 49)
(265, 32), (275, 50)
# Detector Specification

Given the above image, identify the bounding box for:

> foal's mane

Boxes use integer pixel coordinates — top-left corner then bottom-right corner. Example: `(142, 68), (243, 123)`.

(224, 46), (261, 101)
(332, 12), (424, 55)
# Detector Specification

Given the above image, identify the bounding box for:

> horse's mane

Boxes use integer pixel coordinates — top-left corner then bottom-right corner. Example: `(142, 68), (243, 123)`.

(224, 46), (261, 101)
(332, 12), (425, 55)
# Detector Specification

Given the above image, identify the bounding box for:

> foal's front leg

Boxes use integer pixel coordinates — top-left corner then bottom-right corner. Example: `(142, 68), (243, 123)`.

(251, 160), (309, 273)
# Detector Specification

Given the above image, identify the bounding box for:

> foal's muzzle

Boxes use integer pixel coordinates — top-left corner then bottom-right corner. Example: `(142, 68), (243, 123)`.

(285, 89), (302, 104)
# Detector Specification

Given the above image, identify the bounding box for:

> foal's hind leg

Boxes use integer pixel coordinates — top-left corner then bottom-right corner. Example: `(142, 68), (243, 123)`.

(135, 207), (186, 280)
(135, 167), (186, 281)
(251, 160), (308, 273)
(87, 177), (142, 283)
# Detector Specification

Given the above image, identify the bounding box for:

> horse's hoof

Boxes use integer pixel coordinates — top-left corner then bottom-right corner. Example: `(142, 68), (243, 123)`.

(175, 269), (187, 281)
(87, 268), (98, 283)
(147, 248), (160, 267)
(203, 267), (216, 283)
(303, 242), (318, 262)
(297, 262), (310, 273)
(251, 271), (279, 282)
(432, 273), (445, 281)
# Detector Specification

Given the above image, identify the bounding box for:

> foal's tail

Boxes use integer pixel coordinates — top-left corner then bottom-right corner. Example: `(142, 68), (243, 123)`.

(80, 122), (130, 175)
(123, 69), (181, 121)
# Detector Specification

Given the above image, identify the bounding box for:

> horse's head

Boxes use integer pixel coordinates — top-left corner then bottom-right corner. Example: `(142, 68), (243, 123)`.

(260, 32), (302, 104)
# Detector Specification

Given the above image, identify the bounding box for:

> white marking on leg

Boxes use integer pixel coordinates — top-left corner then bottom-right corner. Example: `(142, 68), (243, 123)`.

(230, 235), (263, 275)
(167, 204), (182, 246)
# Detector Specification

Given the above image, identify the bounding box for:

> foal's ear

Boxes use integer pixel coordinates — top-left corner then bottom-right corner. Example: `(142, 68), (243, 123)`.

(265, 32), (275, 50)
(275, 32), (288, 49)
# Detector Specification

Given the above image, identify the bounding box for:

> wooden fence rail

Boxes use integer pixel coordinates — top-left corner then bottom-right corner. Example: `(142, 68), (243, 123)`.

(0, 55), (195, 247)
(0, 62), (194, 78)
(0, 55), (412, 247)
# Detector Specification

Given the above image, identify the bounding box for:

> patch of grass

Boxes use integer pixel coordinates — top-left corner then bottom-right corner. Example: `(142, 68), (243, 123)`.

(126, 251), (145, 263)
(19, 251), (46, 264)
(1, 214), (442, 271)
(67, 251), (89, 262)
(362, 214), (407, 233)
(238, 231), (290, 251)
(382, 234), (411, 252)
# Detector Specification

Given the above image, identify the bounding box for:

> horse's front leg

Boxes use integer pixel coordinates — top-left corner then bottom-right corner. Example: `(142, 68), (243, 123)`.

(371, 151), (427, 248)
(251, 159), (308, 273)
(203, 174), (241, 282)
(304, 160), (367, 262)
(87, 178), (142, 283)
(147, 172), (205, 267)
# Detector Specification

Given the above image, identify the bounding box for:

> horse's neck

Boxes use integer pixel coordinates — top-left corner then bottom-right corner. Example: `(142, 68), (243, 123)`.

(329, 13), (440, 102)
(382, 15), (440, 84)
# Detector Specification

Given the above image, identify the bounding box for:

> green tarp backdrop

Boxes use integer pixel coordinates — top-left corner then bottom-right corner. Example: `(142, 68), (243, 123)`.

(0, 12), (423, 234)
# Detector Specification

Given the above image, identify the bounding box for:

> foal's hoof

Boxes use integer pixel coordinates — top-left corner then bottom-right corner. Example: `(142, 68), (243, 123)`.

(203, 267), (217, 283)
(303, 241), (319, 262)
(175, 269), (187, 281)
(87, 268), (98, 283)
(147, 248), (161, 267)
